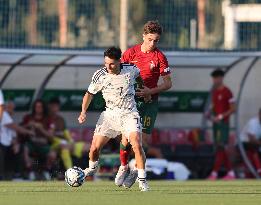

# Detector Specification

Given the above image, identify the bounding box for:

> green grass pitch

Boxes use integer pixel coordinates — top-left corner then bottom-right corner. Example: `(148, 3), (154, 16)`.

(0, 180), (261, 205)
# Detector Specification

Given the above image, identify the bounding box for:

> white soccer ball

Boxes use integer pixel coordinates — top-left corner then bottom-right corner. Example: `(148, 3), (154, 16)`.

(65, 167), (85, 187)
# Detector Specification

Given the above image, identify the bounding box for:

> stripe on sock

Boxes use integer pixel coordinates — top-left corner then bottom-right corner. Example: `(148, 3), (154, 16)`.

(138, 177), (146, 181)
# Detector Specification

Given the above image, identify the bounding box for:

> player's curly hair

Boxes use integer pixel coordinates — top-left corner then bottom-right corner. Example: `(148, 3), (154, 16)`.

(143, 20), (162, 35)
(104, 47), (122, 60)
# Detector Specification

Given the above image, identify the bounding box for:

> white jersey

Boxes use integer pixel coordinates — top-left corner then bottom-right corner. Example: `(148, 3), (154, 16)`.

(88, 64), (140, 112)
(0, 111), (16, 146)
(240, 117), (261, 142)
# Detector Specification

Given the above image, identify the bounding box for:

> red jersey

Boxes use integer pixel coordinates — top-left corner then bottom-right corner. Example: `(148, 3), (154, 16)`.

(212, 86), (234, 123)
(22, 114), (48, 127)
(121, 44), (170, 98)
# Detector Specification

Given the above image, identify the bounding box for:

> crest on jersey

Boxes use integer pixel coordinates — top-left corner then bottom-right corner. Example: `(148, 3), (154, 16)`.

(164, 67), (171, 73)
(149, 61), (155, 70)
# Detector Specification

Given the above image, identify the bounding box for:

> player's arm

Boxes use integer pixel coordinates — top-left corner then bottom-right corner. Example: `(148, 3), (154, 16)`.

(136, 74), (172, 97)
(213, 94), (236, 122)
(5, 123), (34, 136)
(213, 102), (235, 122)
(0, 90), (4, 120)
(222, 102), (236, 118)
(0, 105), (3, 121)
(148, 74), (172, 95)
(78, 69), (104, 124)
(78, 92), (93, 124)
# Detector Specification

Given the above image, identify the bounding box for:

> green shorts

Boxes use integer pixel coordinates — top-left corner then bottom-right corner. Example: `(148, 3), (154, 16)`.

(27, 141), (50, 157)
(213, 121), (229, 145)
(136, 99), (158, 135)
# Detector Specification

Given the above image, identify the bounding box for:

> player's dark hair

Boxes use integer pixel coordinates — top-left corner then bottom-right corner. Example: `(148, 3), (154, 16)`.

(31, 99), (48, 117)
(211, 69), (225, 77)
(49, 97), (60, 105)
(143, 20), (163, 35)
(104, 47), (122, 60)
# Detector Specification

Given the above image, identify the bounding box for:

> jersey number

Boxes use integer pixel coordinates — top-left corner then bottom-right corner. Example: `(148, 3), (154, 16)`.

(143, 116), (151, 127)
(134, 117), (141, 129)
(120, 87), (123, 96)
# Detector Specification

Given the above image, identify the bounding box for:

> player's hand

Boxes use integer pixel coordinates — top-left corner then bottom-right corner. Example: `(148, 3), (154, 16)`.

(136, 86), (151, 98)
(78, 112), (87, 124)
(212, 114), (223, 123)
(144, 94), (152, 103)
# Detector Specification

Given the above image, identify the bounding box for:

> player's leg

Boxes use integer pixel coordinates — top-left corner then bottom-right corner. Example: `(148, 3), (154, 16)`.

(44, 149), (57, 180)
(121, 112), (149, 191)
(23, 142), (35, 180)
(121, 101), (160, 188)
(208, 122), (222, 180)
(140, 100), (162, 158)
(84, 111), (117, 176)
(208, 122), (235, 180)
(37, 144), (55, 180)
(118, 100), (157, 167)
(84, 134), (110, 177)
(221, 122), (235, 180)
(115, 136), (130, 186)
(51, 137), (73, 170)
(118, 100), (146, 169)
(128, 131), (149, 191)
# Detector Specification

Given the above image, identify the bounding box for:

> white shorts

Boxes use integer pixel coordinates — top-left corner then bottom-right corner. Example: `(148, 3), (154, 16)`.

(94, 109), (142, 140)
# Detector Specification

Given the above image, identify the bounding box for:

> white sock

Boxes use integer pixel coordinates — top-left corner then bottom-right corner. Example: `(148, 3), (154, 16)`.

(89, 160), (99, 169)
(138, 169), (146, 180)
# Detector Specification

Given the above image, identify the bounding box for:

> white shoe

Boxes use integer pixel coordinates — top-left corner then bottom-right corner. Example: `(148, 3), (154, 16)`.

(28, 171), (36, 181)
(84, 166), (98, 177)
(138, 178), (149, 192)
(115, 165), (128, 186)
(43, 171), (51, 181)
(123, 169), (138, 188)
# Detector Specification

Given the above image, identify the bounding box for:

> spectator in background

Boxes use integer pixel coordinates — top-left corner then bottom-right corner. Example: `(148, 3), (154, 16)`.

(47, 97), (89, 170)
(206, 69), (236, 180)
(0, 101), (34, 180)
(240, 108), (261, 176)
(22, 99), (56, 180)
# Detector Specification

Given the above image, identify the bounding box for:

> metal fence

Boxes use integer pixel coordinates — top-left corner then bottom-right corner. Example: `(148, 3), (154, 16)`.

(0, 0), (260, 50)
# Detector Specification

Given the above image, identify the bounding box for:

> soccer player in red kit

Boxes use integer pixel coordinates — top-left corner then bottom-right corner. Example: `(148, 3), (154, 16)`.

(115, 21), (173, 188)
(207, 69), (236, 180)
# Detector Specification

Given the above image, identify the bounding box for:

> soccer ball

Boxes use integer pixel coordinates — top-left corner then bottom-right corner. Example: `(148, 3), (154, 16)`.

(65, 167), (85, 187)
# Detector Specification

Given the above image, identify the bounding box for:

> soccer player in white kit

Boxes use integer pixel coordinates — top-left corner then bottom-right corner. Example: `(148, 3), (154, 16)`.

(78, 47), (149, 191)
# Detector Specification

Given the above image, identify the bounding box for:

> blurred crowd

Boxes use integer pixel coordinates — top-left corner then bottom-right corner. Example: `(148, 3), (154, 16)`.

(0, 95), (90, 180)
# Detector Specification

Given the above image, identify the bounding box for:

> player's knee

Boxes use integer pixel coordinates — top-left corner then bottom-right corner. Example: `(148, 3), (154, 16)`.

(121, 136), (129, 147)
